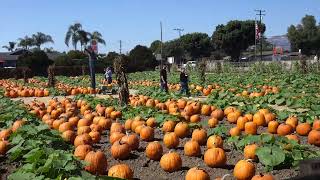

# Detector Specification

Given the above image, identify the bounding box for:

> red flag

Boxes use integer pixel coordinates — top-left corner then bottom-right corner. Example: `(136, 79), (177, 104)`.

(255, 21), (261, 40)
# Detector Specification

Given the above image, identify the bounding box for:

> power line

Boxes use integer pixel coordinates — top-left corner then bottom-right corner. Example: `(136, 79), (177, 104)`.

(255, 9), (266, 61)
(173, 28), (184, 38)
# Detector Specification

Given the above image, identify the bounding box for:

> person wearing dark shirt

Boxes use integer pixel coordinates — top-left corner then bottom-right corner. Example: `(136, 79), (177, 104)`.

(160, 66), (168, 92)
(180, 68), (190, 96)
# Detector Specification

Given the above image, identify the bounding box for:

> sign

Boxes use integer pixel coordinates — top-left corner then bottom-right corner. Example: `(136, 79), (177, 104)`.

(156, 54), (162, 61)
(167, 57), (174, 64)
(91, 40), (98, 54)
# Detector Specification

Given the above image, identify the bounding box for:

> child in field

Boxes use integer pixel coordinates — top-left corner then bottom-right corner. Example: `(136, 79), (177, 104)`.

(180, 68), (190, 96)
(104, 67), (112, 84)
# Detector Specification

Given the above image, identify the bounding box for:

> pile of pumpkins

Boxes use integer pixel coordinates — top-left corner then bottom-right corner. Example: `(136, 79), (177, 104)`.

(0, 120), (26, 156)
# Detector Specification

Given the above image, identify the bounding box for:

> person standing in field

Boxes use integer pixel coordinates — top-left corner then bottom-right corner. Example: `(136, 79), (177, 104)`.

(180, 68), (190, 96)
(105, 67), (112, 85)
(160, 65), (168, 92)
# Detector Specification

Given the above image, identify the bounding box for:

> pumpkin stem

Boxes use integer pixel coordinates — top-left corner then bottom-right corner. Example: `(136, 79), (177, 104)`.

(221, 174), (231, 180)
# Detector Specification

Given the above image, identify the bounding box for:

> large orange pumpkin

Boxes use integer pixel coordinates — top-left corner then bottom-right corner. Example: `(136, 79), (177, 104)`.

(174, 122), (189, 138)
(160, 152), (182, 172)
(296, 123), (312, 136)
(163, 132), (180, 149)
(145, 141), (163, 160)
(308, 130), (320, 146)
(204, 148), (226, 167)
(233, 160), (255, 180)
(207, 135), (223, 149)
(108, 164), (133, 179)
(184, 140), (201, 157)
(185, 167), (210, 180)
(191, 128), (207, 145)
(84, 151), (108, 175)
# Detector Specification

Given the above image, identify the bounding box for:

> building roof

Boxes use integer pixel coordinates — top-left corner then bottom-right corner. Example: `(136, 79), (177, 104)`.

(0, 52), (19, 61)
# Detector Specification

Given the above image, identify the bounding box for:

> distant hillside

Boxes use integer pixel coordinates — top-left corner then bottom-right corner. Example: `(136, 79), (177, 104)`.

(267, 35), (291, 51)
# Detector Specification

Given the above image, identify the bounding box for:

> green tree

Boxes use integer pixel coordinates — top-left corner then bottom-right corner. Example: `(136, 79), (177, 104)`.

(54, 55), (74, 66)
(67, 50), (87, 59)
(287, 15), (320, 55)
(101, 51), (119, 67)
(91, 31), (106, 46)
(2, 42), (16, 52)
(180, 32), (212, 60)
(212, 20), (266, 60)
(78, 30), (91, 50)
(17, 50), (53, 75)
(150, 40), (162, 54)
(65, 23), (82, 50)
(32, 32), (54, 49)
(128, 45), (157, 71)
(18, 36), (34, 50)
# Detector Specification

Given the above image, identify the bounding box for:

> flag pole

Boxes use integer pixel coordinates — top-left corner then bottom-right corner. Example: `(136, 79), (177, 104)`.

(255, 18), (257, 61)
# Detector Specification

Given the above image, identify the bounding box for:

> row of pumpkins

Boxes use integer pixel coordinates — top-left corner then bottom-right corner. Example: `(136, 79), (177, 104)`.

(129, 80), (280, 97)
(23, 96), (291, 180)
(129, 95), (320, 146)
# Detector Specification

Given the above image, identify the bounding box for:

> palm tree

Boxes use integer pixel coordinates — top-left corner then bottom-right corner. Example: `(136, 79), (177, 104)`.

(18, 36), (34, 50)
(2, 42), (16, 52)
(32, 32), (54, 49)
(91, 31), (106, 46)
(78, 30), (92, 50)
(65, 23), (82, 50)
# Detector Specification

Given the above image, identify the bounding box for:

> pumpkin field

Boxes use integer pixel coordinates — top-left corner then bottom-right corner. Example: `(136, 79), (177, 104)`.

(1, 69), (320, 180)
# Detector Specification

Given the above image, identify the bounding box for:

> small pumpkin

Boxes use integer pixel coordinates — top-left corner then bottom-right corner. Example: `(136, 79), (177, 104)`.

(109, 132), (125, 144)
(61, 130), (76, 143)
(208, 117), (219, 128)
(121, 133), (139, 150)
(77, 118), (92, 128)
(163, 132), (180, 149)
(184, 140), (201, 157)
(229, 127), (241, 136)
(185, 167), (210, 180)
(191, 128), (207, 145)
(89, 131), (101, 143)
(0, 128), (12, 140)
(0, 140), (9, 155)
(110, 122), (125, 134)
(12, 120), (26, 132)
(237, 116), (248, 130)
(267, 121), (279, 134)
(296, 123), (312, 136)
(111, 140), (131, 160)
(174, 122), (189, 138)
(98, 118), (112, 130)
(190, 114), (201, 123)
(285, 116), (298, 129)
(277, 124), (293, 136)
(253, 112), (266, 126)
(160, 152), (182, 172)
(312, 119), (320, 130)
(162, 120), (176, 133)
(125, 119), (133, 130)
(204, 147), (226, 167)
(244, 144), (258, 160)
(286, 134), (300, 143)
(84, 151), (108, 175)
(207, 135), (223, 149)
(74, 144), (92, 160)
(108, 164), (133, 179)
(77, 126), (91, 135)
(245, 122), (257, 135)
(211, 109), (224, 121)
(251, 173), (274, 180)
(233, 160), (255, 180)
(145, 141), (163, 160)
(74, 133), (92, 147)
(146, 117), (157, 127)
(201, 105), (212, 116)
(308, 130), (320, 146)
(140, 126), (154, 141)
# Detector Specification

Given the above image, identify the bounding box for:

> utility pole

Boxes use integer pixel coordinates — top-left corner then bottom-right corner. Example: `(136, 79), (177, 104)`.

(173, 28), (184, 38)
(173, 28), (184, 65)
(160, 21), (163, 68)
(255, 9), (266, 61)
(119, 40), (122, 55)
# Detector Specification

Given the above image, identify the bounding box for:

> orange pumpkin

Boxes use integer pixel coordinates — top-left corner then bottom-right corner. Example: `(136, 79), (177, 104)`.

(229, 127), (241, 136)
(208, 117), (219, 128)
(277, 124), (293, 136)
(145, 141), (163, 160)
(296, 123), (312, 136)
(84, 151), (107, 175)
(184, 140), (201, 157)
(234, 160), (255, 180)
(160, 152), (182, 172)
(108, 164), (133, 179)
(174, 122), (189, 138)
(245, 122), (257, 135)
(204, 148), (226, 167)
(244, 144), (258, 160)
(162, 120), (176, 133)
(163, 132), (180, 149)
(253, 112), (266, 126)
(308, 130), (320, 146)
(185, 167), (210, 180)
(285, 116), (298, 129)
(191, 128), (207, 145)
(267, 121), (279, 134)
(207, 135), (223, 149)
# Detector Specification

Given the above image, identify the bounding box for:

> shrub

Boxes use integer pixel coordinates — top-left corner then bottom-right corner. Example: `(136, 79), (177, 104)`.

(17, 50), (53, 76)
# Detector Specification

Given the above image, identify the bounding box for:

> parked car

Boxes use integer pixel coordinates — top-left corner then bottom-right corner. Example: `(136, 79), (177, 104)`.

(183, 61), (197, 68)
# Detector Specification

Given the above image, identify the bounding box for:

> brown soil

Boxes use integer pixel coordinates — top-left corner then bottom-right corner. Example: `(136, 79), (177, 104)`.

(92, 116), (310, 180)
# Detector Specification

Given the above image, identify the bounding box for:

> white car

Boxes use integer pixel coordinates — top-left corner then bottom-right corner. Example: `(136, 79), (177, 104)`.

(183, 61), (197, 68)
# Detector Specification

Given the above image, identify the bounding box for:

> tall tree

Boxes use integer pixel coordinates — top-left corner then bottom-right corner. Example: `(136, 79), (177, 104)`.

(128, 45), (157, 71)
(180, 32), (212, 60)
(287, 15), (320, 55)
(91, 31), (106, 46)
(150, 40), (162, 54)
(18, 36), (34, 50)
(212, 20), (266, 61)
(78, 30), (91, 50)
(2, 42), (16, 52)
(65, 23), (82, 50)
(32, 32), (54, 49)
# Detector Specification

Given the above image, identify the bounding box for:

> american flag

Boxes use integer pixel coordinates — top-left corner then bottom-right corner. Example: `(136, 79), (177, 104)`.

(255, 21), (261, 40)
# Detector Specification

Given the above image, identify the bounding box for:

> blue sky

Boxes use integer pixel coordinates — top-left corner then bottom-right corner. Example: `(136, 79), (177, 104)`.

(1, 0), (319, 53)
